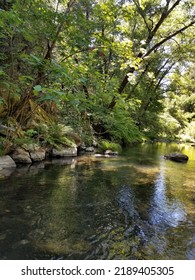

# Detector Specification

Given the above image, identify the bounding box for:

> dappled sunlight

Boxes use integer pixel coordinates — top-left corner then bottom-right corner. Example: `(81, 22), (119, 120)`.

(150, 167), (186, 227)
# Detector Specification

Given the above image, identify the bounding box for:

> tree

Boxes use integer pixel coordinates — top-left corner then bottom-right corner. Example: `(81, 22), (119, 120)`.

(108, 0), (195, 109)
(0, 0), (194, 147)
(160, 63), (195, 141)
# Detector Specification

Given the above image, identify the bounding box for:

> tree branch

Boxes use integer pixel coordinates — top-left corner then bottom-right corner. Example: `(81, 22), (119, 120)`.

(146, 0), (181, 44)
(133, 0), (151, 32)
(44, 0), (77, 60)
(144, 20), (195, 58)
(137, 62), (175, 121)
(108, 17), (195, 110)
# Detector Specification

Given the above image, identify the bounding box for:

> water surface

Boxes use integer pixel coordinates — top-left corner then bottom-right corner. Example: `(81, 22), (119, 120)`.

(0, 143), (195, 259)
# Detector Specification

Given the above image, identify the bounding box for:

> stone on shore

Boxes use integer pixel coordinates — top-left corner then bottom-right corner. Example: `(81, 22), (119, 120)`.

(30, 150), (45, 162)
(52, 147), (77, 157)
(11, 148), (32, 164)
(0, 155), (16, 168)
(0, 155), (16, 178)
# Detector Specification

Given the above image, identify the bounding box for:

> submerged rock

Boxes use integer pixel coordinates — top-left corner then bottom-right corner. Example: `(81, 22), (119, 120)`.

(164, 153), (189, 163)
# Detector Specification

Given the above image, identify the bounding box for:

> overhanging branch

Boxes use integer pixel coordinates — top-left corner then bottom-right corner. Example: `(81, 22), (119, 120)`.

(144, 20), (195, 58)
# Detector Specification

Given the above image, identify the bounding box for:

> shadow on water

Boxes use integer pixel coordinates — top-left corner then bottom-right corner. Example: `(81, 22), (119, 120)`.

(0, 143), (195, 259)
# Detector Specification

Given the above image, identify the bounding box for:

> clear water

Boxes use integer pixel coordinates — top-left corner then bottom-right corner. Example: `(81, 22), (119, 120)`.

(0, 143), (195, 260)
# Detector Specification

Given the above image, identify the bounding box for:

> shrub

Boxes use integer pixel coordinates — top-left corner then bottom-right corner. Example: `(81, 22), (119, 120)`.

(99, 140), (122, 153)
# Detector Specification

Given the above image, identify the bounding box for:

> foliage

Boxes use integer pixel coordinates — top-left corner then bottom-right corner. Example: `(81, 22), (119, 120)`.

(0, 0), (194, 149)
(99, 140), (122, 153)
(181, 121), (195, 143)
(104, 107), (143, 144)
(39, 124), (76, 149)
(160, 64), (195, 141)
(13, 137), (35, 147)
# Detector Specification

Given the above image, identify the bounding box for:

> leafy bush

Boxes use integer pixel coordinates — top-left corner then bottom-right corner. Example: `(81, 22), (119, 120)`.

(104, 108), (143, 144)
(40, 123), (76, 148)
(99, 140), (122, 153)
(25, 129), (38, 138)
(179, 121), (195, 142)
(14, 137), (35, 146)
(159, 112), (182, 140)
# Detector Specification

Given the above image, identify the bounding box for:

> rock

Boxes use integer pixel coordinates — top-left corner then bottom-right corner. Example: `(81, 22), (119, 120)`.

(52, 147), (77, 157)
(21, 144), (46, 162)
(11, 148), (32, 163)
(85, 146), (95, 153)
(30, 150), (45, 162)
(104, 149), (118, 156)
(0, 155), (16, 168)
(22, 143), (40, 152)
(164, 153), (189, 163)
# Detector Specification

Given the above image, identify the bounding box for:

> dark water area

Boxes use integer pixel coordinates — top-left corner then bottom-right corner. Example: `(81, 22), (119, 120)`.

(0, 143), (195, 260)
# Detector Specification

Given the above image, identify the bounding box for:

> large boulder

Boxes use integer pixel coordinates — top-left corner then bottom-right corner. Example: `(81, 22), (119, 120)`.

(51, 147), (77, 157)
(0, 155), (16, 168)
(24, 144), (46, 162)
(30, 150), (46, 162)
(164, 153), (189, 163)
(11, 148), (32, 164)
(20, 144), (46, 162)
(0, 155), (16, 178)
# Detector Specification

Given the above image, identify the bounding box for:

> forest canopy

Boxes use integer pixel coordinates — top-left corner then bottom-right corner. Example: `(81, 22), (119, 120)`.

(0, 0), (195, 153)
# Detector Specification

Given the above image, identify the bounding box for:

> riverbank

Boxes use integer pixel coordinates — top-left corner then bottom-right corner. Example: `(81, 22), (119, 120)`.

(0, 142), (120, 179)
(0, 141), (194, 179)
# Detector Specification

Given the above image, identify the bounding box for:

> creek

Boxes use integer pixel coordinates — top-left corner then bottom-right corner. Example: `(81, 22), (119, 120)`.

(0, 143), (195, 259)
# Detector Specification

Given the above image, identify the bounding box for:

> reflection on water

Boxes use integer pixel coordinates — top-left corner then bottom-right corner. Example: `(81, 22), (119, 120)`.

(0, 143), (195, 259)
(150, 166), (186, 227)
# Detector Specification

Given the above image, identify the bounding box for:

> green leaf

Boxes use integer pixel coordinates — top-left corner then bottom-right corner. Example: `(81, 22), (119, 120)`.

(33, 85), (42, 92)
(30, 55), (42, 64)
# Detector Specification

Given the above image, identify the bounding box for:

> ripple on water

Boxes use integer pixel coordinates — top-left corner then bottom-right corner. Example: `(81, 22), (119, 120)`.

(0, 143), (195, 259)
